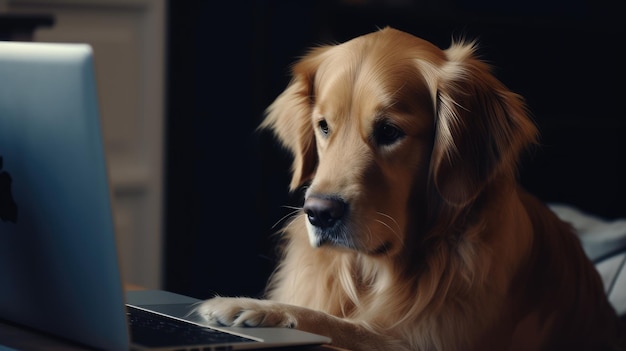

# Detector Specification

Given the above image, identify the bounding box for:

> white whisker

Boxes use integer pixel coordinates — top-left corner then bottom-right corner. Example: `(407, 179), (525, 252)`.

(271, 206), (303, 229)
(282, 213), (307, 234)
(374, 212), (403, 243)
(375, 212), (401, 232)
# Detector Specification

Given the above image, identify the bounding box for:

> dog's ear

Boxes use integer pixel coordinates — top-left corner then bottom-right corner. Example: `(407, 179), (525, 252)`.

(259, 46), (331, 191)
(429, 42), (538, 208)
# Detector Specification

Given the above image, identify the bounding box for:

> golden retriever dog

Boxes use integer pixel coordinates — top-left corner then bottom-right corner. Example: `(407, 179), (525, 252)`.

(197, 27), (625, 350)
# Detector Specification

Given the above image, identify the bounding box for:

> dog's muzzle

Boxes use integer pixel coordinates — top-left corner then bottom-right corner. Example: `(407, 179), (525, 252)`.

(303, 194), (355, 249)
(303, 194), (391, 254)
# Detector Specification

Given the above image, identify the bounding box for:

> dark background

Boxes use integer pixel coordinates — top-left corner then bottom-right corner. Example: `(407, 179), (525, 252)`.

(165, 0), (626, 299)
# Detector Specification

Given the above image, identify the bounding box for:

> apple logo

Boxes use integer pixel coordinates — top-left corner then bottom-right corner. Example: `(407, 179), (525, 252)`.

(0, 156), (18, 223)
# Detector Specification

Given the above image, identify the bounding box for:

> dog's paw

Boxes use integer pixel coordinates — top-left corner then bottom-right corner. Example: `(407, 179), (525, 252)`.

(196, 297), (298, 328)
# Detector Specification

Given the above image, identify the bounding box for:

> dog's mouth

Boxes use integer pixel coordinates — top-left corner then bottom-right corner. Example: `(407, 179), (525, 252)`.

(308, 225), (357, 251)
(309, 226), (393, 256)
(307, 220), (394, 256)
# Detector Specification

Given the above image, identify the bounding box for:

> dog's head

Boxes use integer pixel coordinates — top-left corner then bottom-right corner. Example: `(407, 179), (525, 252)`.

(261, 27), (537, 256)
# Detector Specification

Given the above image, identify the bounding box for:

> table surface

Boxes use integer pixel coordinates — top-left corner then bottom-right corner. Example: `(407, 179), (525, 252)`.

(0, 285), (348, 350)
(0, 317), (348, 351)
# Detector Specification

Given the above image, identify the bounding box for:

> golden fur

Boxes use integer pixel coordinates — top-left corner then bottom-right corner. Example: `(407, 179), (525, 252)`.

(198, 27), (625, 350)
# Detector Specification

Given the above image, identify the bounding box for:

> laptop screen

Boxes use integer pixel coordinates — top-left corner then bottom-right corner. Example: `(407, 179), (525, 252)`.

(0, 42), (129, 350)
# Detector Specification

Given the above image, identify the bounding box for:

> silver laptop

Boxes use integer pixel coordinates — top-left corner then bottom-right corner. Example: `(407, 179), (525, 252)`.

(0, 41), (330, 351)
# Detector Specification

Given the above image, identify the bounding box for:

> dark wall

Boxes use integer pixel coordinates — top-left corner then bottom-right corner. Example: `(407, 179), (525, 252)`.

(165, 0), (625, 299)
(165, 1), (323, 298)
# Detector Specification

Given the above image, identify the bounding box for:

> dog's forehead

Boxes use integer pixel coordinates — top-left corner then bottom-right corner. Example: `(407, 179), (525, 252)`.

(313, 31), (439, 132)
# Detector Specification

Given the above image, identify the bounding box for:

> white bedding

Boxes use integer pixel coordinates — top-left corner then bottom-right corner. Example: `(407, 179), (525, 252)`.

(549, 203), (626, 315)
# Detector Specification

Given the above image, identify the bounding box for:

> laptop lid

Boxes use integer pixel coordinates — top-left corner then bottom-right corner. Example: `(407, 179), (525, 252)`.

(0, 42), (129, 350)
(0, 42), (331, 351)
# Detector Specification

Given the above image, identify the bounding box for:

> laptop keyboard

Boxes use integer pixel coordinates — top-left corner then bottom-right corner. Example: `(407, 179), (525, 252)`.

(127, 305), (256, 349)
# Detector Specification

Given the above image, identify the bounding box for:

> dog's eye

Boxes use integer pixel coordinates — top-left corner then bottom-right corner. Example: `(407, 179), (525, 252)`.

(318, 119), (330, 136)
(374, 122), (404, 146)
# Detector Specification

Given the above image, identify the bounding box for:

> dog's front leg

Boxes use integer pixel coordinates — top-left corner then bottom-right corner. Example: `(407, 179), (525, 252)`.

(196, 297), (409, 351)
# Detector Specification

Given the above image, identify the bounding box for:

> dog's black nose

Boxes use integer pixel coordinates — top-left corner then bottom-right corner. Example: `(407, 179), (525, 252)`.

(303, 195), (347, 228)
